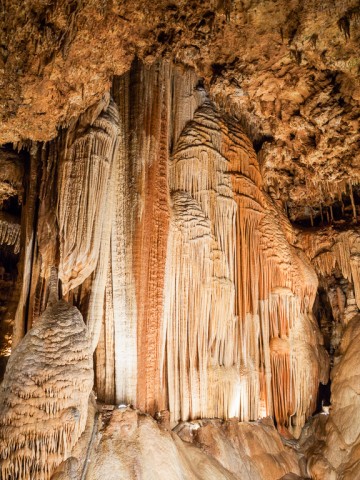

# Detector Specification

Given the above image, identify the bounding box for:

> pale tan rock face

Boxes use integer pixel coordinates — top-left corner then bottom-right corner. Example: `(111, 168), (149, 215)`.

(85, 408), (301, 480)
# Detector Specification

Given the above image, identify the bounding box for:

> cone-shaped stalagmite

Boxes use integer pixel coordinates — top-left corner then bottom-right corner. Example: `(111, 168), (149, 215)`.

(0, 276), (93, 480)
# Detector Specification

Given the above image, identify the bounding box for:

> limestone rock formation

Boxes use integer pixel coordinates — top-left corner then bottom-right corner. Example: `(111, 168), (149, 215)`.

(0, 2), (359, 478)
(0, 148), (24, 206)
(57, 96), (119, 295)
(324, 314), (360, 479)
(163, 98), (328, 430)
(0, 290), (93, 479)
(85, 408), (301, 480)
(297, 226), (360, 479)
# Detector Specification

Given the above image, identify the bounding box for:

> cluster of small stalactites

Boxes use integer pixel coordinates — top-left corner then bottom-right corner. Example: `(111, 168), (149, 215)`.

(298, 228), (360, 311)
(0, 214), (21, 254)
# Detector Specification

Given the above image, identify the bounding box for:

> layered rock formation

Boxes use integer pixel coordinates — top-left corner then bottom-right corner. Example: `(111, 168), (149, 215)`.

(297, 227), (360, 479)
(1, 0), (359, 215)
(164, 98), (328, 430)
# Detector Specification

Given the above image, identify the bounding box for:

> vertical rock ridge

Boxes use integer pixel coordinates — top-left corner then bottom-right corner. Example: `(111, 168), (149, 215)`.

(109, 61), (204, 410)
(57, 99), (120, 295)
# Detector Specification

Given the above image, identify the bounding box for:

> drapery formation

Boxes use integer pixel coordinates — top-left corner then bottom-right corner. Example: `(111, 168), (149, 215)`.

(12, 96), (119, 347)
(94, 62), (326, 429)
(163, 101), (327, 428)
(107, 61), (204, 410)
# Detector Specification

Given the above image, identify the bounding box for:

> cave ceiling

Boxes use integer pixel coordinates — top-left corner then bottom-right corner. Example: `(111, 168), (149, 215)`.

(0, 0), (359, 213)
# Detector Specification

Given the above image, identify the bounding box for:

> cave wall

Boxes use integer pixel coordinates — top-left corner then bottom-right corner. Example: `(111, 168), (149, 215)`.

(1, 59), (329, 469)
(297, 226), (360, 479)
(0, 52), (358, 478)
(0, 1), (359, 478)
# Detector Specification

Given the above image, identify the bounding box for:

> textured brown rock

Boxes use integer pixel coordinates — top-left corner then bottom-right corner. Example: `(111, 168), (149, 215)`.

(0, 147), (24, 206)
(1, 0), (359, 215)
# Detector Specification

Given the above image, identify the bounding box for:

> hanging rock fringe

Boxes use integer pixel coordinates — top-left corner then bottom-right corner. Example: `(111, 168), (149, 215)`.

(57, 98), (119, 295)
(162, 100), (326, 429)
(0, 213), (21, 254)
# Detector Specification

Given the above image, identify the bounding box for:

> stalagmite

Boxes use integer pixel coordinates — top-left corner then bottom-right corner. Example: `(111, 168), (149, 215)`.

(0, 276), (93, 480)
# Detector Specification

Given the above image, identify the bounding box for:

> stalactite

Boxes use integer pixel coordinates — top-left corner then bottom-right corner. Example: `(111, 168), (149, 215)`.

(85, 135), (116, 351)
(349, 182), (357, 222)
(24, 142), (60, 332)
(270, 337), (293, 426)
(57, 97), (119, 295)
(298, 228), (360, 310)
(0, 212), (21, 254)
(11, 97), (120, 355)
